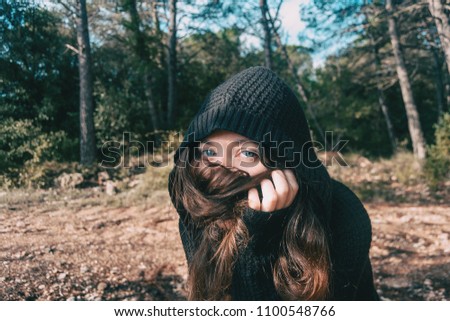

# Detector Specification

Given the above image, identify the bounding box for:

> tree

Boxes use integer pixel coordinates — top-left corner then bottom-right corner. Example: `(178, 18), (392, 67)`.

(428, 0), (450, 76)
(259, 0), (273, 69)
(167, 0), (178, 128)
(0, 1), (78, 132)
(363, 7), (398, 152)
(298, 1), (400, 151)
(386, 0), (427, 160)
(421, 14), (448, 116)
(75, 0), (96, 165)
(123, 0), (161, 131)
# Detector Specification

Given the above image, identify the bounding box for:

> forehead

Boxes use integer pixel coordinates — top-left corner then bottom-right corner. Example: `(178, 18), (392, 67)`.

(200, 129), (258, 145)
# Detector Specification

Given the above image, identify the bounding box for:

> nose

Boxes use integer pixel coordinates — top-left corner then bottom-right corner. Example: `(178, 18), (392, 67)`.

(220, 155), (234, 168)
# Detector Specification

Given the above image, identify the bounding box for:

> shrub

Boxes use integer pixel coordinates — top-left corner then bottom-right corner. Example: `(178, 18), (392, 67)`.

(424, 112), (450, 188)
(0, 118), (78, 188)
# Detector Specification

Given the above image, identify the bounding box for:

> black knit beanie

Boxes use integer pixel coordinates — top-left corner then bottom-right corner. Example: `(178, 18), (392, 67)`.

(171, 66), (332, 225)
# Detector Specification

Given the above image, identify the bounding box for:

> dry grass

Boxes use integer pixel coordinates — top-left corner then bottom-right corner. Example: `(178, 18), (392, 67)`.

(322, 151), (449, 204)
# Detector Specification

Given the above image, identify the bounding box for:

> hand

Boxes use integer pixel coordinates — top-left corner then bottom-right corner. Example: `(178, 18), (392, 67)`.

(247, 169), (299, 212)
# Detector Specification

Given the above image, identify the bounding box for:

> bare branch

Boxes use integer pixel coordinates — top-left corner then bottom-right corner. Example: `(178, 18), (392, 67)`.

(57, 0), (77, 16)
(64, 43), (79, 55)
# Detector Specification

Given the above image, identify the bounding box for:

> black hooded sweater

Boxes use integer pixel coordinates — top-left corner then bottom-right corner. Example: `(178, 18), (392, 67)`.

(167, 66), (380, 301)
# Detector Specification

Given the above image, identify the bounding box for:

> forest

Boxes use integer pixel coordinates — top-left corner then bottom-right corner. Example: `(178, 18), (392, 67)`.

(0, 0), (449, 301)
(0, 0), (449, 187)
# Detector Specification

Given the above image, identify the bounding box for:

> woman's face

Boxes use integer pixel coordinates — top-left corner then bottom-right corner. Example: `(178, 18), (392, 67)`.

(198, 129), (268, 177)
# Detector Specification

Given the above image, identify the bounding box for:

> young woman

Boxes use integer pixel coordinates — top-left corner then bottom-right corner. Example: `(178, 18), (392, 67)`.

(167, 66), (379, 301)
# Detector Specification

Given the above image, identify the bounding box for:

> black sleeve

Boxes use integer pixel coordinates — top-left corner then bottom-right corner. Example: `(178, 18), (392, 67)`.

(329, 179), (380, 300)
(354, 255), (380, 300)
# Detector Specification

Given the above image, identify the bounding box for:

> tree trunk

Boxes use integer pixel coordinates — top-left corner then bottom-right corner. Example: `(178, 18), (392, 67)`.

(76, 0), (96, 165)
(386, 0), (427, 160)
(144, 74), (159, 131)
(127, 0), (160, 130)
(431, 47), (446, 116)
(151, 1), (166, 128)
(422, 13), (447, 116)
(145, 78), (160, 131)
(377, 89), (398, 152)
(367, 31), (398, 153)
(446, 72), (450, 110)
(259, 0), (273, 69)
(428, 0), (450, 76)
(167, 0), (177, 128)
(151, 1), (165, 70)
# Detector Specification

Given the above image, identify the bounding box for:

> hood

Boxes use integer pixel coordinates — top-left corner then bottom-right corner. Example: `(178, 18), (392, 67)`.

(168, 66), (332, 227)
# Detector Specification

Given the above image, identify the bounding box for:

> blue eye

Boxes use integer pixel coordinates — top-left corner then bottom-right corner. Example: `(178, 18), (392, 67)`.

(202, 149), (217, 157)
(241, 150), (258, 158)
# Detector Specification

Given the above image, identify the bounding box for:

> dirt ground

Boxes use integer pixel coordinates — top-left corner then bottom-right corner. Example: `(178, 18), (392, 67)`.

(0, 189), (449, 301)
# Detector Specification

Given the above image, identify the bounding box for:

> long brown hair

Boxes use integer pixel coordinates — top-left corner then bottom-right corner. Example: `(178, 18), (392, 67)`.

(170, 143), (331, 300)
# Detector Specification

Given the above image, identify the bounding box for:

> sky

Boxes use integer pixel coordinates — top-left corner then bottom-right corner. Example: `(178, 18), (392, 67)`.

(176, 0), (323, 66)
(272, 0), (308, 46)
(239, 0), (307, 48)
(239, 0), (331, 67)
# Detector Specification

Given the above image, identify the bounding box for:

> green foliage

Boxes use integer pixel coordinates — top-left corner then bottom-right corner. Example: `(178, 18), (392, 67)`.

(13, 161), (76, 189)
(0, 2), (78, 132)
(0, 118), (78, 188)
(0, 2), (79, 188)
(94, 82), (134, 144)
(0, 118), (76, 166)
(1, 0), (448, 194)
(424, 113), (450, 188)
(142, 130), (181, 154)
(309, 54), (392, 156)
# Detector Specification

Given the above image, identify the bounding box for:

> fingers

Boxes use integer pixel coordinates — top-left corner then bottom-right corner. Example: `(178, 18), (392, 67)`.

(260, 178), (277, 212)
(247, 169), (300, 212)
(248, 187), (261, 211)
(270, 170), (290, 209)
